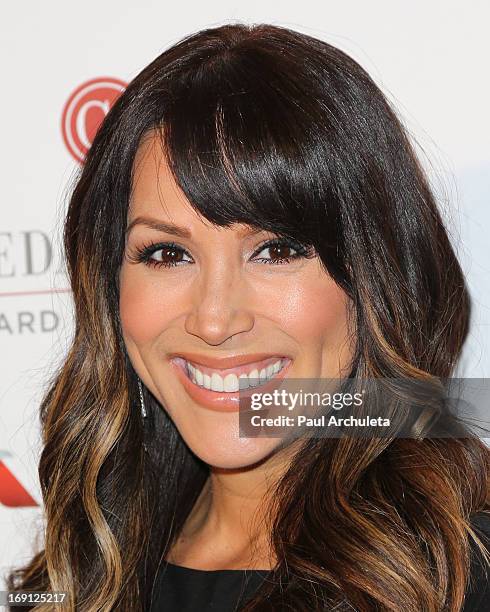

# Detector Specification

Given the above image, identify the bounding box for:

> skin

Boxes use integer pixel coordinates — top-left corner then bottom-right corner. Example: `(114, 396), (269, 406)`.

(119, 131), (356, 570)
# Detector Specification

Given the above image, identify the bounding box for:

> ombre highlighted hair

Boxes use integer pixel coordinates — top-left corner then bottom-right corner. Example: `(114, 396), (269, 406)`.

(7, 22), (490, 611)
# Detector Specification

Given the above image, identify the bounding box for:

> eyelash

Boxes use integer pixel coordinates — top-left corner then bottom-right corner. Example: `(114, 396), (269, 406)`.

(127, 237), (315, 269)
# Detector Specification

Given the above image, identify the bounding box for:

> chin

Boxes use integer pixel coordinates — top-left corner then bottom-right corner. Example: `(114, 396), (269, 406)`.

(183, 431), (284, 470)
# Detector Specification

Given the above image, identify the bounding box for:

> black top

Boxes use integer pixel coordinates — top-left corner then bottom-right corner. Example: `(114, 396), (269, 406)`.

(150, 513), (490, 611)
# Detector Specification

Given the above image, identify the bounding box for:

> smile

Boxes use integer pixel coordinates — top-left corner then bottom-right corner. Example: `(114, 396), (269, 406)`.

(184, 357), (288, 392)
(169, 354), (292, 412)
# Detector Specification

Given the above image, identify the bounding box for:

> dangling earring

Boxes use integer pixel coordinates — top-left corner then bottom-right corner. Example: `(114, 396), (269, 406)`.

(138, 378), (148, 418)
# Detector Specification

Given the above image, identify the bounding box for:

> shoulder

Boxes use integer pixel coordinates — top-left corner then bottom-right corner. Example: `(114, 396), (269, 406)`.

(463, 512), (490, 612)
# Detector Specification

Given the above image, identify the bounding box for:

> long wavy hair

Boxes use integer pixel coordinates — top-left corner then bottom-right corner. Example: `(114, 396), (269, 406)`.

(7, 22), (490, 611)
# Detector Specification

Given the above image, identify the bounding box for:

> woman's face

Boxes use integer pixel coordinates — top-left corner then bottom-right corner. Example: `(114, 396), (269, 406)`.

(119, 132), (355, 469)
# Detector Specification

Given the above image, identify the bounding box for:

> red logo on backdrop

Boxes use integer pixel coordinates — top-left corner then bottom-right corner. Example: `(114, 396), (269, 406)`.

(61, 76), (127, 163)
(0, 453), (37, 507)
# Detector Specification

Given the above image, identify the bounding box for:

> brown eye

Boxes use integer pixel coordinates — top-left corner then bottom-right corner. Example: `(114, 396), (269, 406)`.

(268, 244), (293, 260)
(252, 238), (311, 265)
(151, 246), (187, 265)
(130, 241), (193, 268)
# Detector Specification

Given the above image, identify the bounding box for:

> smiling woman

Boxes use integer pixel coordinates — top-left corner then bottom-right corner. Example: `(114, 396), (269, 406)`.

(6, 22), (490, 612)
(119, 134), (353, 458)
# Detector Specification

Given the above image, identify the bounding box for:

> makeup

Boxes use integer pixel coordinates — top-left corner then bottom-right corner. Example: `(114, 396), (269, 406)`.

(170, 355), (292, 412)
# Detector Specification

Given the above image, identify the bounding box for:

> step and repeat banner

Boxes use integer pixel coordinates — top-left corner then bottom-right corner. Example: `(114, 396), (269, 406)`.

(1, 0), (489, 588)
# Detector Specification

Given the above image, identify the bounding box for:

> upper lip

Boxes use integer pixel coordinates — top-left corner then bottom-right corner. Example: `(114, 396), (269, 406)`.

(169, 352), (289, 370)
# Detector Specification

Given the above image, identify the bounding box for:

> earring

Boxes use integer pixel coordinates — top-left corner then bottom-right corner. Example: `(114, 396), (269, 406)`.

(138, 378), (148, 418)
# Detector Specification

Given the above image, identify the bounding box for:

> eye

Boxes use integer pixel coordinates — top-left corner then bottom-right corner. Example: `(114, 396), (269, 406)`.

(251, 237), (314, 265)
(127, 241), (193, 268)
(127, 237), (315, 269)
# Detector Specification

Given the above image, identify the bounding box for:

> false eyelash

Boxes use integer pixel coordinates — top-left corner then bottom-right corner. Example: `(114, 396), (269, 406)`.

(127, 237), (316, 269)
(126, 241), (187, 267)
(252, 237), (315, 264)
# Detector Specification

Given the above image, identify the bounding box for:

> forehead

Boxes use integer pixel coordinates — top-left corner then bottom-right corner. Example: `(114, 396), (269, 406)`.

(130, 130), (195, 222)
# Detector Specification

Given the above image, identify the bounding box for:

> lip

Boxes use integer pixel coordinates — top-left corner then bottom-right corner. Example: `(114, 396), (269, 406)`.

(169, 355), (292, 413)
(168, 352), (287, 370)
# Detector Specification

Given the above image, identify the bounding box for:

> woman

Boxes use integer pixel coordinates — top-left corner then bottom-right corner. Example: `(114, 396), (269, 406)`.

(7, 22), (490, 611)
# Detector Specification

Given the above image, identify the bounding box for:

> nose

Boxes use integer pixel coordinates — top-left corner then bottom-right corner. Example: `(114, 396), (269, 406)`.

(184, 263), (255, 346)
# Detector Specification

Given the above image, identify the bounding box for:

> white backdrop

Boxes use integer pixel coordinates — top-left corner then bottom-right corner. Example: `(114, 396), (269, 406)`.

(1, 0), (489, 589)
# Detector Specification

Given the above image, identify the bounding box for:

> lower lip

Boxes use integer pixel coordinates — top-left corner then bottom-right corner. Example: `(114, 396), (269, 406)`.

(170, 357), (292, 413)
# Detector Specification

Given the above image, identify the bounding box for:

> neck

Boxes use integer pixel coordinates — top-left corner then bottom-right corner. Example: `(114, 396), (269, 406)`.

(170, 440), (300, 570)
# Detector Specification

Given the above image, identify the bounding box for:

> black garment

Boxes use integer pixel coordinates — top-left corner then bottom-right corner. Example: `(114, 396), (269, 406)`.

(150, 513), (490, 611)
(150, 564), (269, 612)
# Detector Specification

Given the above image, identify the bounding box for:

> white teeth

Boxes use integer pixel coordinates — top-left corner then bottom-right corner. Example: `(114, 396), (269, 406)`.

(184, 359), (286, 392)
(239, 373), (249, 389)
(249, 369), (260, 386)
(210, 372), (224, 392)
(223, 373), (239, 392)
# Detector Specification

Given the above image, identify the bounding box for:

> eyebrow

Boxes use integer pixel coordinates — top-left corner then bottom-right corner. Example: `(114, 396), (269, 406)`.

(125, 216), (192, 238)
(125, 216), (266, 239)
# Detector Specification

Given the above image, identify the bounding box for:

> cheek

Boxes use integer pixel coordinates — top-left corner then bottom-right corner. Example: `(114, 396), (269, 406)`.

(119, 265), (181, 346)
(307, 280), (350, 343)
(261, 272), (350, 345)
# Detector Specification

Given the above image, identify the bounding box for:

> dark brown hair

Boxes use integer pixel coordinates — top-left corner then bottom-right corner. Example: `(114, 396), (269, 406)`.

(7, 22), (489, 611)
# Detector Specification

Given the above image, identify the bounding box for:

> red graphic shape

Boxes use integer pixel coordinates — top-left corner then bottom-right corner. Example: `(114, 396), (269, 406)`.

(0, 461), (38, 507)
(61, 76), (127, 164)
